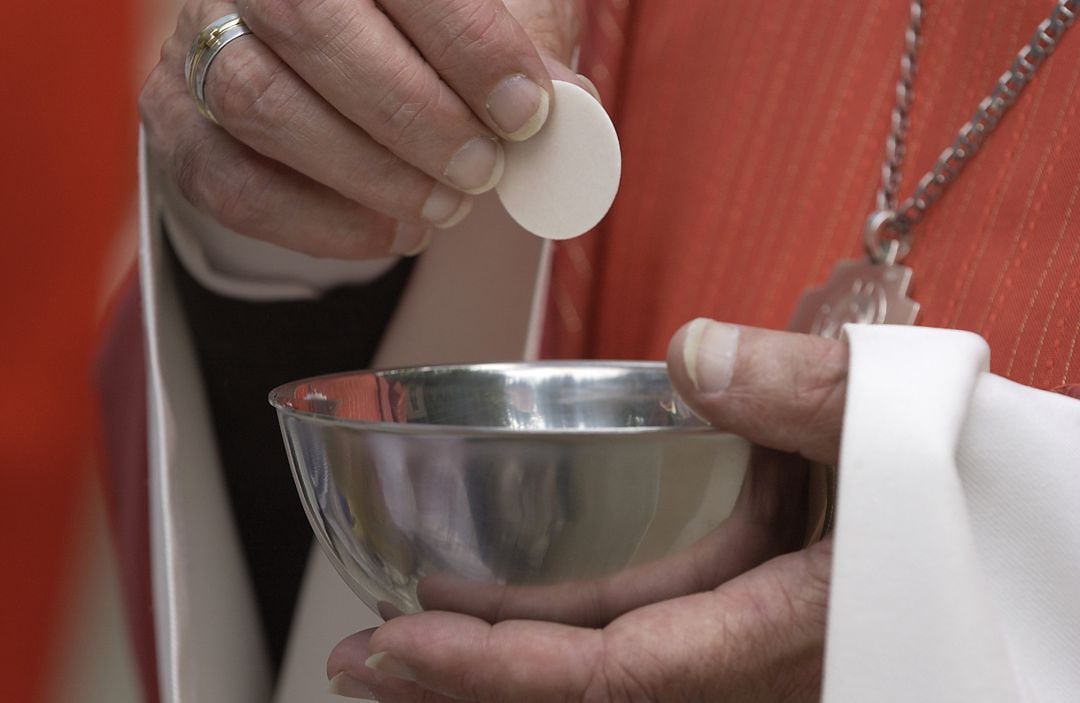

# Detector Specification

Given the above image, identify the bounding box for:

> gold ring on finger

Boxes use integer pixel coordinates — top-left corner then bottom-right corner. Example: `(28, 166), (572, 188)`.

(185, 13), (252, 124)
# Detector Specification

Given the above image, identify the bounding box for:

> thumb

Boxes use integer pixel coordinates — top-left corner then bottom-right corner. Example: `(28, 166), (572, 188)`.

(504, 0), (594, 89)
(667, 320), (848, 465)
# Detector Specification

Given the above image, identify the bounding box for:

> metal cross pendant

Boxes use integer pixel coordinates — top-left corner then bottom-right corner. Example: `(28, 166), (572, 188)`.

(788, 259), (919, 339)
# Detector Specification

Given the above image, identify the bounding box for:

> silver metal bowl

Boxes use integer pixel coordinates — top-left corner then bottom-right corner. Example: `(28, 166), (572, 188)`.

(270, 362), (752, 624)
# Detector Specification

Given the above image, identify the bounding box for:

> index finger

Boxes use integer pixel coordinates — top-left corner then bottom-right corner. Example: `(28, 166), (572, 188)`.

(328, 541), (832, 702)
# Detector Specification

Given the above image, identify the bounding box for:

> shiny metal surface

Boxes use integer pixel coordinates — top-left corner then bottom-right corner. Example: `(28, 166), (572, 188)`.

(868, 0), (1077, 263)
(270, 362), (754, 623)
(185, 13), (252, 124)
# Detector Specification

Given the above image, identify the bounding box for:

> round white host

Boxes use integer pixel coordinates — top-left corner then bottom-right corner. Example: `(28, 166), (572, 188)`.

(496, 80), (622, 240)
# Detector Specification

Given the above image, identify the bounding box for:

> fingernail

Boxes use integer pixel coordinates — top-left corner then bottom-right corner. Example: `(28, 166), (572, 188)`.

(391, 222), (433, 257)
(682, 318), (739, 393)
(422, 184), (473, 228)
(436, 195), (473, 229)
(577, 73), (601, 103)
(486, 74), (550, 141)
(328, 672), (376, 700)
(376, 601), (404, 620)
(421, 183), (466, 225)
(365, 652), (417, 682)
(444, 137), (505, 194)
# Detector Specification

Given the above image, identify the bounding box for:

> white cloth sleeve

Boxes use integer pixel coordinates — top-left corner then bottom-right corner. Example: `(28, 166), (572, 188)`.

(155, 167), (400, 301)
(824, 324), (1080, 703)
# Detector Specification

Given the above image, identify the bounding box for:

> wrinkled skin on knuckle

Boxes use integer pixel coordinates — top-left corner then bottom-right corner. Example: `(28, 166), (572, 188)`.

(432, 0), (506, 66)
(373, 62), (443, 150)
(383, 97), (436, 152)
(795, 340), (848, 411)
(412, 687), (451, 703)
(172, 140), (256, 229)
(169, 133), (211, 208)
(211, 158), (270, 233)
(316, 224), (389, 260)
(212, 50), (304, 136)
(140, 30), (193, 150)
(743, 564), (828, 703)
(600, 658), (664, 703)
(203, 159), (375, 260)
(138, 68), (170, 151)
(798, 539), (833, 627)
(307, 1), (373, 69)
(578, 633), (664, 703)
(505, 0), (581, 62)
(174, 0), (206, 40)
(210, 50), (261, 126)
(338, 148), (415, 213)
(725, 336), (846, 459)
(791, 340), (848, 451)
(766, 634), (825, 703)
(141, 61), (210, 209)
(713, 385), (794, 452)
(172, 134), (269, 240)
(236, 0), (326, 47)
(448, 625), (496, 701)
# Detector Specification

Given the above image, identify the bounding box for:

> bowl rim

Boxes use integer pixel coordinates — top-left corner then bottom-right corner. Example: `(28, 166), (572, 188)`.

(268, 360), (717, 437)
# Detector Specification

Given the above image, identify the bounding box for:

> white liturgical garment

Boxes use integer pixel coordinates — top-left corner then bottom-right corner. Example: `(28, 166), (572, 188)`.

(825, 325), (1080, 702)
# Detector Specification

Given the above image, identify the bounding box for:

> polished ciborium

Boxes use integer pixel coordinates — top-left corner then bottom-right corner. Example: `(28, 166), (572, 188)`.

(270, 362), (752, 624)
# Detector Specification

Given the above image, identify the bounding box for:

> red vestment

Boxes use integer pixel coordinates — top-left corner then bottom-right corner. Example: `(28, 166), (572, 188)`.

(552, 0), (1079, 394)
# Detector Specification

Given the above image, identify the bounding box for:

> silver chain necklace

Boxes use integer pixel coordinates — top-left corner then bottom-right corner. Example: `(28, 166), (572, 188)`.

(789, 0), (1078, 338)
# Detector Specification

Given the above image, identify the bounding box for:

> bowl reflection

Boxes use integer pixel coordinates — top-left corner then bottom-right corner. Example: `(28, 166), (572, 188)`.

(270, 362), (754, 624)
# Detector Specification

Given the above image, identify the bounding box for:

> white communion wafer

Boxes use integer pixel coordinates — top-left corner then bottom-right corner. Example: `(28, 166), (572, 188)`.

(496, 80), (622, 240)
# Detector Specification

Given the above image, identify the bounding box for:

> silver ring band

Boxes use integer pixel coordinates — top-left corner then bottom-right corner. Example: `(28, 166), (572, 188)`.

(185, 13), (253, 124)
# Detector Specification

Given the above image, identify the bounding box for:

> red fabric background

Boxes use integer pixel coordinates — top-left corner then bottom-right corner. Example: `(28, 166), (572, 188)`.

(0, 4), (136, 701)
(554, 0), (1079, 392)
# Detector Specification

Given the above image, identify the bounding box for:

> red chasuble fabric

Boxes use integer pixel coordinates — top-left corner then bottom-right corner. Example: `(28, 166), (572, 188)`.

(0, 4), (136, 702)
(553, 0), (1080, 392)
